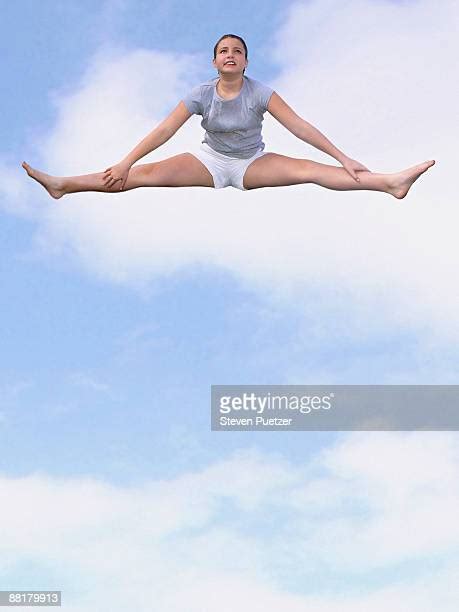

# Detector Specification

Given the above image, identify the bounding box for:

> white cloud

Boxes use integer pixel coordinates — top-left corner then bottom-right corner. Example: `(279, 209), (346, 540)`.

(68, 371), (113, 395)
(8, 0), (459, 366)
(289, 432), (459, 569)
(1, 435), (459, 610)
(0, 379), (33, 399)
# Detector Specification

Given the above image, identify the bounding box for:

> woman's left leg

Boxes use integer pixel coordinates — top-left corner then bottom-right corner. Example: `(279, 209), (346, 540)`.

(242, 153), (435, 199)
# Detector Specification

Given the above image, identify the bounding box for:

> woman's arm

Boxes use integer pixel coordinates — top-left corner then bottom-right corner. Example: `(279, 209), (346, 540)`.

(122, 101), (192, 166)
(267, 92), (369, 180)
(104, 101), (192, 189)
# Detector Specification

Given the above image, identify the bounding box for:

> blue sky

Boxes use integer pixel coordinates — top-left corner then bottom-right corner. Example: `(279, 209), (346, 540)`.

(1, 1), (459, 610)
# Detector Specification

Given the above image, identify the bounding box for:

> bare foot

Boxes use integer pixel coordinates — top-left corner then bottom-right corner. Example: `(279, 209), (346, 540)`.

(388, 160), (435, 200)
(22, 162), (65, 199)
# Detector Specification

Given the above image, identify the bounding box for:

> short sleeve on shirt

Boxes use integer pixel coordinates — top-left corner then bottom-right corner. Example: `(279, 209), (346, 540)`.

(257, 82), (275, 112)
(182, 84), (203, 115)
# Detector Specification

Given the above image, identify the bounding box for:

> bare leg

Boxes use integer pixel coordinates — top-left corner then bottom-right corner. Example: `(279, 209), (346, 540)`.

(243, 154), (435, 199)
(307, 159), (435, 199)
(22, 153), (214, 199)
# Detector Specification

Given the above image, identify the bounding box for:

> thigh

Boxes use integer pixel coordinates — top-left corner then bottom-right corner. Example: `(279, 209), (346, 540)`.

(243, 153), (311, 190)
(125, 153), (215, 189)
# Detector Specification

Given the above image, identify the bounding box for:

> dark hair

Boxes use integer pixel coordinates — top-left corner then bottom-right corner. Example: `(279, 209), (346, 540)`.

(213, 34), (248, 74)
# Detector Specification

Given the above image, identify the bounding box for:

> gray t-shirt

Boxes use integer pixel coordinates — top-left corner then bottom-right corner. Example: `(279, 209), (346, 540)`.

(182, 75), (274, 159)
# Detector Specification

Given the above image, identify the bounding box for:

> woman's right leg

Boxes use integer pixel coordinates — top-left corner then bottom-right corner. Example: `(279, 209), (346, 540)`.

(22, 153), (214, 199)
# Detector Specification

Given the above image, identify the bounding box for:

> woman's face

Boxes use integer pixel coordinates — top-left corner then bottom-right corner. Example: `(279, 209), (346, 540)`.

(213, 37), (248, 76)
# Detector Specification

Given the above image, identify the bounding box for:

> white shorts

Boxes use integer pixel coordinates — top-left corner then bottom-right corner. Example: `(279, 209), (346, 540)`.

(190, 142), (268, 191)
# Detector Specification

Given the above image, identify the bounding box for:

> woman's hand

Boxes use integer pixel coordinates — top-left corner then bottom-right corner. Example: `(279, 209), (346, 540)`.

(103, 161), (132, 191)
(340, 156), (370, 182)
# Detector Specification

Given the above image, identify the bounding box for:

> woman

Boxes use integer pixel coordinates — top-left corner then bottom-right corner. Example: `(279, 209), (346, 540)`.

(23, 33), (434, 199)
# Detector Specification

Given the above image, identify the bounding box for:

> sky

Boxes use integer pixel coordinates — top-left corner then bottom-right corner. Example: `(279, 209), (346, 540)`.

(1, 0), (459, 610)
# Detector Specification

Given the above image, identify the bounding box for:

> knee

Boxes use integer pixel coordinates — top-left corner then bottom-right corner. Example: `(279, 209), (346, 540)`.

(99, 172), (124, 193)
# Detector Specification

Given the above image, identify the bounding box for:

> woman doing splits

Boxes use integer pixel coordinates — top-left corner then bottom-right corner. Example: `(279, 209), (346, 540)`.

(23, 33), (435, 199)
